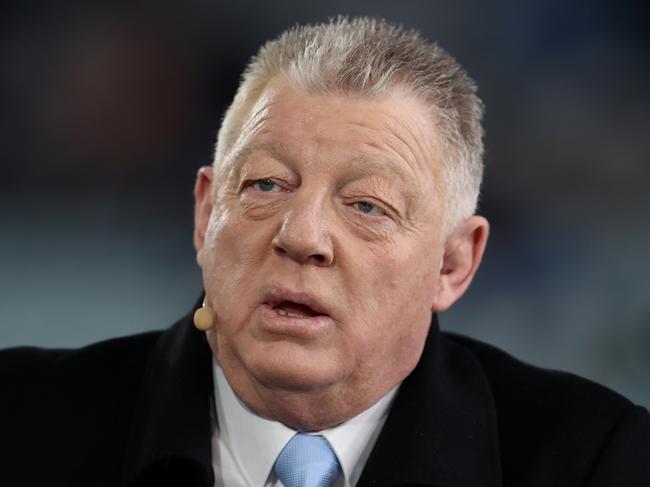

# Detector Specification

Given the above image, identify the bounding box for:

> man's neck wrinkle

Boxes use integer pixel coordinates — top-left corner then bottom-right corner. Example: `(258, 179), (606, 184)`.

(226, 367), (400, 431)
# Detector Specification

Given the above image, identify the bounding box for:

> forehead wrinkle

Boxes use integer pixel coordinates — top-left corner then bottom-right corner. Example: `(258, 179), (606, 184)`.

(383, 119), (435, 181)
(222, 94), (279, 165)
(381, 115), (445, 216)
(241, 96), (278, 135)
(343, 117), (424, 181)
(393, 113), (449, 220)
(217, 95), (278, 184)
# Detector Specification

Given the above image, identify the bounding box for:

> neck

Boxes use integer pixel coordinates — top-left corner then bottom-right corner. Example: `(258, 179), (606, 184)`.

(220, 360), (399, 431)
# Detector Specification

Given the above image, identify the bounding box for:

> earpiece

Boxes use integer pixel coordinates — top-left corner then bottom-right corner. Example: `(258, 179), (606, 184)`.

(193, 304), (215, 331)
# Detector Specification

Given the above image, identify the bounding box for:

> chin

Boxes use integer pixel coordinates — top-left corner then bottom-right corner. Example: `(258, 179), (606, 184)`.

(277, 409), (346, 433)
(245, 344), (346, 393)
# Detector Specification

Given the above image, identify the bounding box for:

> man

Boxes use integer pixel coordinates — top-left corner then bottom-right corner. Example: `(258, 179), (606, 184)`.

(2, 17), (649, 487)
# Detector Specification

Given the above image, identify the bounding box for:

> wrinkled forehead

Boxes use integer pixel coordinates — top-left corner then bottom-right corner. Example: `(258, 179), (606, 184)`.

(220, 81), (444, 182)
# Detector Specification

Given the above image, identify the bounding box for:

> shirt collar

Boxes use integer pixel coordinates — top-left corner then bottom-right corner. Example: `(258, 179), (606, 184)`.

(213, 359), (398, 487)
(321, 385), (398, 486)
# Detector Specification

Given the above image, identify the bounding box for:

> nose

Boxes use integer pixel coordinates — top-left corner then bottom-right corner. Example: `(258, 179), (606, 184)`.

(272, 196), (334, 267)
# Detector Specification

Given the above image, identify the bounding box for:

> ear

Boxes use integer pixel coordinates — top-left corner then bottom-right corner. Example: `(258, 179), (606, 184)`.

(431, 215), (489, 312)
(193, 165), (214, 257)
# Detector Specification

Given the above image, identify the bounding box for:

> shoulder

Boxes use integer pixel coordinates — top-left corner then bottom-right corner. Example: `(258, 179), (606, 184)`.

(1, 330), (162, 392)
(442, 331), (641, 417)
(442, 332), (650, 485)
(1, 330), (163, 417)
(0, 330), (166, 484)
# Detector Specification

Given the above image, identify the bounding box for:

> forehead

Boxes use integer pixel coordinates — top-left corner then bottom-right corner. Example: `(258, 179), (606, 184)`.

(225, 82), (444, 190)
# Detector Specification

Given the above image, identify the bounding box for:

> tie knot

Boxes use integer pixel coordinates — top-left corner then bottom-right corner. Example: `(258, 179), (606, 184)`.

(273, 433), (341, 487)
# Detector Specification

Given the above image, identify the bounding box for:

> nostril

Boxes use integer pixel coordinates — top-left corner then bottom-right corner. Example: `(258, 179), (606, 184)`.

(272, 232), (333, 266)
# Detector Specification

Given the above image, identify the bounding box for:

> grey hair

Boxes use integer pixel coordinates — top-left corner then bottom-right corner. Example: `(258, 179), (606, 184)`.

(214, 16), (485, 226)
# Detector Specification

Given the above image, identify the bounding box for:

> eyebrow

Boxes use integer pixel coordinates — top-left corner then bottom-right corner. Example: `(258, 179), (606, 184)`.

(342, 154), (422, 220)
(227, 142), (420, 200)
(344, 154), (416, 187)
(225, 143), (291, 185)
(234, 143), (291, 166)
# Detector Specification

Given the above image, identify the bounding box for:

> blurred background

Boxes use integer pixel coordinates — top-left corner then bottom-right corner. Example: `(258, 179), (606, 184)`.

(1, 0), (648, 407)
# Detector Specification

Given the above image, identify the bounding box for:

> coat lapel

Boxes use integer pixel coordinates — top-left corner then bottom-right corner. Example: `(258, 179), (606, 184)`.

(122, 301), (215, 487)
(357, 315), (503, 487)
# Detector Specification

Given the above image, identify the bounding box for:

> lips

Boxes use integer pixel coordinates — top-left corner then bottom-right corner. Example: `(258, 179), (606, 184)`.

(264, 289), (331, 319)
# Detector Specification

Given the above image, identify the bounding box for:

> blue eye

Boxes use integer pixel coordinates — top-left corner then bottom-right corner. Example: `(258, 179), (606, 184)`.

(354, 201), (384, 216)
(252, 179), (280, 192)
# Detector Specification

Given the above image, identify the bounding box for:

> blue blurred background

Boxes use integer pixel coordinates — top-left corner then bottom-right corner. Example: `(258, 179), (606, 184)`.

(1, 0), (648, 408)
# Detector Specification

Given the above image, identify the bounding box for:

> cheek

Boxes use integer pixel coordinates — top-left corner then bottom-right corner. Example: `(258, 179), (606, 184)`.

(375, 250), (437, 349)
(343, 250), (411, 345)
(200, 208), (266, 304)
(367, 242), (439, 298)
(200, 212), (230, 288)
(360, 242), (441, 340)
(345, 249), (434, 388)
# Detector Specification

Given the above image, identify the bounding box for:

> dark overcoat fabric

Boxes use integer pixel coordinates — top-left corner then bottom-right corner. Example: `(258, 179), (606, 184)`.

(2, 302), (649, 486)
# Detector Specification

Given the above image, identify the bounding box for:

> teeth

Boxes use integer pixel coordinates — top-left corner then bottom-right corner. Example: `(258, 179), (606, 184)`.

(275, 308), (307, 318)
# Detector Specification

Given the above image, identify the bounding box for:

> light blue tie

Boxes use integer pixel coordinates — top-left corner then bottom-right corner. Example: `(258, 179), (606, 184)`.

(273, 433), (341, 487)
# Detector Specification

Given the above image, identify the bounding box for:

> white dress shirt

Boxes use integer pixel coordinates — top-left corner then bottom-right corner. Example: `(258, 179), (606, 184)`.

(211, 359), (398, 487)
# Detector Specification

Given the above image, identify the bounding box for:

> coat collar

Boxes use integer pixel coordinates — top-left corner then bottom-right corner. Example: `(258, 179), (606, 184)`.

(123, 302), (502, 487)
(357, 315), (503, 487)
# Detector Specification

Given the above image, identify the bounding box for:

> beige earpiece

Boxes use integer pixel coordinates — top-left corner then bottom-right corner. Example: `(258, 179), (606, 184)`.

(193, 304), (215, 331)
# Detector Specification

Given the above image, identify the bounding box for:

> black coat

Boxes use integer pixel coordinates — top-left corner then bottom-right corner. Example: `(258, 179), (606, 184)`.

(2, 302), (649, 486)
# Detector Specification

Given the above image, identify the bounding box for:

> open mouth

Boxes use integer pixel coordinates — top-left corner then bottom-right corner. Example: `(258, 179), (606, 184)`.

(272, 301), (322, 318)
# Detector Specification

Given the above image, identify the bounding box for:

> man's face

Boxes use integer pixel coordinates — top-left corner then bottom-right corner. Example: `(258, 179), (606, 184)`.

(196, 82), (455, 429)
